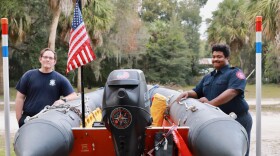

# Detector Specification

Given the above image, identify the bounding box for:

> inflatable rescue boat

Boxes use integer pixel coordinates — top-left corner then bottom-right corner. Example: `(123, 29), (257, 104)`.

(14, 69), (248, 156)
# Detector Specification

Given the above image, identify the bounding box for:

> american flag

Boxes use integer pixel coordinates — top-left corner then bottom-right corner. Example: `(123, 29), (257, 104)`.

(66, 2), (96, 73)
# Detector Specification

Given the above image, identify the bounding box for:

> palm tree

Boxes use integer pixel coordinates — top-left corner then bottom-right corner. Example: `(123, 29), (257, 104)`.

(81, 0), (114, 83)
(207, 0), (249, 68)
(245, 0), (280, 83)
(0, 0), (32, 94)
(245, 0), (280, 43)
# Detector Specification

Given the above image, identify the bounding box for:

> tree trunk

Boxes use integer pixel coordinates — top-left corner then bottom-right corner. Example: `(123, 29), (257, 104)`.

(238, 53), (244, 69)
(48, 8), (61, 50)
(77, 68), (81, 92)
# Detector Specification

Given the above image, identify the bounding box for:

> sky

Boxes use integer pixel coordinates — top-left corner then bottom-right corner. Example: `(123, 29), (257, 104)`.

(199, 0), (224, 40)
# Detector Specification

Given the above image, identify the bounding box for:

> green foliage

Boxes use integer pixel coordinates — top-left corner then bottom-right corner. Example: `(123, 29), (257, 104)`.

(245, 0), (280, 41)
(82, 0), (147, 85)
(206, 0), (280, 84)
(139, 20), (193, 85)
(179, 1), (201, 51)
(141, 0), (175, 22)
(239, 44), (255, 76)
(197, 0), (208, 7)
(0, 0), (30, 43)
(177, 1), (201, 75)
(1, 0), (207, 88)
(139, 0), (204, 85)
(7, 1), (51, 86)
(83, 0), (115, 40)
(207, 0), (251, 71)
(178, 0), (202, 26)
(0, 133), (15, 156)
(264, 43), (280, 83)
(207, 0), (248, 46)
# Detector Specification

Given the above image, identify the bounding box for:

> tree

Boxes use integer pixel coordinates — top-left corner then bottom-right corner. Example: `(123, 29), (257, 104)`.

(48, 0), (73, 51)
(141, 0), (175, 22)
(0, 0), (34, 93)
(207, 0), (249, 69)
(139, 20), (192, 85)
(245, 0), (280, 42)
(80, 0), (115, 87)
(264, 43), (280, 83)
(245, 0), (280, 83)
(52, 0), (114, 89)
(178, 0), (202, 75)
(85, 0), (146, 85)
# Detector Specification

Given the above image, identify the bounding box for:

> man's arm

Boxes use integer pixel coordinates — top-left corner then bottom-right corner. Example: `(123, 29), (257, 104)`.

(15, 91), (26, 122)
(53, 92), (79, 105)
(207, 89), (240, 106)
(62, 92), (79, 101)
(176, 90), (198, 102)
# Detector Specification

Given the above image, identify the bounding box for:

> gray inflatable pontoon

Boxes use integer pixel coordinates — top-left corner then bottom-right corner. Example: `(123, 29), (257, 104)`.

(14, 85), (248, 156)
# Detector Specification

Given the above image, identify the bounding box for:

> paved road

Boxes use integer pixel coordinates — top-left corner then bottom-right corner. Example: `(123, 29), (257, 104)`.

(0, 111), (18, 133)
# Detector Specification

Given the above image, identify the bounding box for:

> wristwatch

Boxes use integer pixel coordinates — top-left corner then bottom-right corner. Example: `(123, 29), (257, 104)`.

(61, 98), (67, 103)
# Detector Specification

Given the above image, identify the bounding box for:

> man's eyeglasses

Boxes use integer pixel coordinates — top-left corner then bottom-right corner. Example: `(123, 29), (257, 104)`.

(42, 56), (55, 60)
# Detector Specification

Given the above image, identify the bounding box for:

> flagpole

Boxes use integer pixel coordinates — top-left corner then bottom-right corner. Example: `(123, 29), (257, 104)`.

(78, 0), (86, 128)
(1, 18), (11, 156)
(68, 0), (95, 127)
(255, 16), (262, 156)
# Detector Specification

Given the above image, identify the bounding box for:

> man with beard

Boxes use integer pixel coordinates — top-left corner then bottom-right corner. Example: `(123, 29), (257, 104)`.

(15, 48), (79, 127)
(176, 44), (252, 156)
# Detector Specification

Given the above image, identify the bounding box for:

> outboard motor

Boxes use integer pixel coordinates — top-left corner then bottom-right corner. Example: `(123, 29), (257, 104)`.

(102, 69), (152, 156)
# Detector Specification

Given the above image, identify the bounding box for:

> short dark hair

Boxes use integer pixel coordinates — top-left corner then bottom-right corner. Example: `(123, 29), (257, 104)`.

(40, 48), (57, 60)
(212, 44), (230, 58)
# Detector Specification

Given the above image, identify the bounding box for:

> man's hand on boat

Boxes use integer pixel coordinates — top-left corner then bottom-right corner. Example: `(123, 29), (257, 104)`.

(175, 91), (189, 103)
(176, 90), (199, 103)
(52, 93), (80, 106)
(53, 99), (67, 106)
(176, 91), (212, 105)
(198, 97), (210, 103)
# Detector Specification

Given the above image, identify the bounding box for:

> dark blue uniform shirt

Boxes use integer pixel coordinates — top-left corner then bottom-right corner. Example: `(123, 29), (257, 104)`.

(193, 65), (249, 115)
(16, 69), (74, 116)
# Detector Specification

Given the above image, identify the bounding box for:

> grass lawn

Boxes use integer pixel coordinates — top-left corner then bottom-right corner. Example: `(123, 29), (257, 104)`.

(178, 83), (280, 99)
(0, 135), (15, 156)
(244, 84), (280, 98)
(1, 84), (280, 101)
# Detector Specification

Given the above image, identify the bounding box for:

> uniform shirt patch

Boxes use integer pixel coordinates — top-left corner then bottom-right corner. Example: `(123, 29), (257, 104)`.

(236, 71), (245, 79)
(49, 79), (56, 86)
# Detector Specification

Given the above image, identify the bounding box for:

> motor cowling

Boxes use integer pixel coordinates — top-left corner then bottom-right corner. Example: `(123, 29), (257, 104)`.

(102, 69), (152, 156)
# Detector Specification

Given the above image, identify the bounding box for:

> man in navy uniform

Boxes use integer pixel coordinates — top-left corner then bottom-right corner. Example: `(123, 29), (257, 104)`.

(15, 48), (78, 127)
(176, 44), (252, 156)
